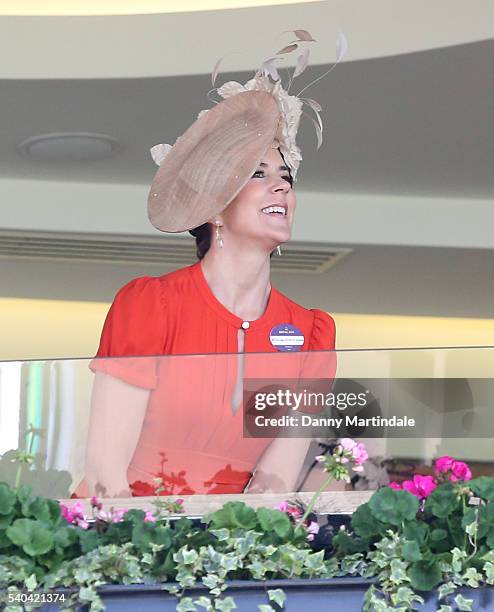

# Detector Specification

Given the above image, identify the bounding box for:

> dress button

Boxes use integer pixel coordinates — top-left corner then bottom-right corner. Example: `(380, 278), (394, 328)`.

(241, 321), (250, 330)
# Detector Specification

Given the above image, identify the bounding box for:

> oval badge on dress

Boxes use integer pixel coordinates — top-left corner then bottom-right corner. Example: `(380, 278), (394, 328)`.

(269, 323), (305, 352)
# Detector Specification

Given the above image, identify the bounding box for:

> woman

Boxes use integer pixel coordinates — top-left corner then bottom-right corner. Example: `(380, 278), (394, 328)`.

(84, 40), (337, 498)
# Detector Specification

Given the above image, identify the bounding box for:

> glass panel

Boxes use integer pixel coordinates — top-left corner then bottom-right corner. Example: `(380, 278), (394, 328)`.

(0, 346), (493, 513)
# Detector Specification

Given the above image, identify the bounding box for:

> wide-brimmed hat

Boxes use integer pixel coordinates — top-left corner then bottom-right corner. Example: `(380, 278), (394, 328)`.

(148, 90), (280, 233)
(147, 29), (347, 233)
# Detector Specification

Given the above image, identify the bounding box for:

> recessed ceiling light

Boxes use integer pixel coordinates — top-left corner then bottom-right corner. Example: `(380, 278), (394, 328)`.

(17, 132), (121, 162)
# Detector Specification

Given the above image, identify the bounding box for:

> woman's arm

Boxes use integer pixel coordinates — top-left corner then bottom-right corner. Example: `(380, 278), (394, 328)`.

(245, 437), (312, 493)
(84, 372), (149, 497)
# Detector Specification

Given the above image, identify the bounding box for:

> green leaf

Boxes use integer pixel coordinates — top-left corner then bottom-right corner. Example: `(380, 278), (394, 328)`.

(332, 531), (368, 555)
(267, 588), (286, 607)
(429, 528), (448, 542)
(0, 528), (12, 548)
(6, 518), (54, 556)
(469, 476), (494, 501)
(53, 525), (77, 550)
(0, 483), (16, 515)
(177, 596), (198, 611)
(486, 528), (494, 549)
(208, 502), (257, 530)
(409, 559), (442, 591)
(214, 597), (236, 611)
(403, 521), (427, 545)
(454, 594), (473, 611)
(351, 503), (386, 538)
(256, 508), (291, 539)
(402, 539), (422, 562)
(425, 485), (459, 518)
(123, 509), (146, 523)
(368, 488), (419, 526)
(78, 529), (101, 553)
(16, 485), (34, 516)
(0, 512), (15, 529)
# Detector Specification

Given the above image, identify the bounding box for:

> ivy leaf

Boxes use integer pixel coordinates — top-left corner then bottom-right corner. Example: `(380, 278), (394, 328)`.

(7, 518), (54, 556)
(208, 502), (257, 530)
(425, 485), (459, 518)
(256, 508), (291, 539)
(0, 482), (16, 515)
(368, 488), (419, 526)
(469, 477), (494, 501)
(454, 594), (474, 611)
(402, 540), (422, 562)
(268, 588), (287, 607)
(214, 597), (236, 611)
(409, 560), (442, 591)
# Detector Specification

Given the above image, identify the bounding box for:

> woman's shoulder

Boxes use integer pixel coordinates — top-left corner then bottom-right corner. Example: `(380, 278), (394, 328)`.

(113, 263), (197, 306)
(274, 289), (336, 350)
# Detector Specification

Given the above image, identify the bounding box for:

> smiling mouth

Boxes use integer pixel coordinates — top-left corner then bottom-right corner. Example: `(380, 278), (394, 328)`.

(261, 205), (287, 216)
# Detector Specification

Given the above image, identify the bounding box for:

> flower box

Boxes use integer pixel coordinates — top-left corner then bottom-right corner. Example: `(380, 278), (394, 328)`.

(35, 579), (494, 612)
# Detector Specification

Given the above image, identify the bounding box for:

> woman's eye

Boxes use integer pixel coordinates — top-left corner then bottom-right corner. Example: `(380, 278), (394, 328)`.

(251, 170), (293, 187)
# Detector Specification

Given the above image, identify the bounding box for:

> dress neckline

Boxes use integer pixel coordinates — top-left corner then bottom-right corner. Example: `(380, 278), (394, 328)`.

(190, 260), (279, 331)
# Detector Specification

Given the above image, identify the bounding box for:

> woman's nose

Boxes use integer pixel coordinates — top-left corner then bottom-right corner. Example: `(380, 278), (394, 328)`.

(271, 178), (290, 192)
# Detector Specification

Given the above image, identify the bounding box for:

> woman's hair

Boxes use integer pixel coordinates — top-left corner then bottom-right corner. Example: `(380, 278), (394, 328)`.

(189, 223), (211, 260)
(189, 150), (293, 260)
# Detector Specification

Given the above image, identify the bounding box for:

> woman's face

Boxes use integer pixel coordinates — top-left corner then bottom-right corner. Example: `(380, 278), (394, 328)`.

(216, 147), (296, 251)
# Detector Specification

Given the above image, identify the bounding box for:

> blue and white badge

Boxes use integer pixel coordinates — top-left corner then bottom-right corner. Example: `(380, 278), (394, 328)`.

(269, 323), (305, 352)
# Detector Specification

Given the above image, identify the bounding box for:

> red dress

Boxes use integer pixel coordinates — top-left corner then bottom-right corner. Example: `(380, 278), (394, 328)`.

(90, 261), (336, 495)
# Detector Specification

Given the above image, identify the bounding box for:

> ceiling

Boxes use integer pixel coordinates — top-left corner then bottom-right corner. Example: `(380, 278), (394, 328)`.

(0, 1), (493, 319)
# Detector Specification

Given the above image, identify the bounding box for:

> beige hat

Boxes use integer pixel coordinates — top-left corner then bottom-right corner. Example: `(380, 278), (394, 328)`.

(148, 90), (280, 233)
(147, 29), (347, 233)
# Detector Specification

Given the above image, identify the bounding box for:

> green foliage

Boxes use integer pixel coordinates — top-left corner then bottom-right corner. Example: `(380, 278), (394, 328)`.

(1, 475), (494, 611)
(425, 483), (460, 518)
(368, 487), (419, 526)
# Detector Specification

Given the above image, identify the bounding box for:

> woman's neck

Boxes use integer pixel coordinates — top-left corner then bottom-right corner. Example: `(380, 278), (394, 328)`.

(200, 248), (272, 321)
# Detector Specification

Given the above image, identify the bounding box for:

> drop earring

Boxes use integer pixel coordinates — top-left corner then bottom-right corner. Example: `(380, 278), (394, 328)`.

(276, 245), (282, 256)
(214, 220), (224, 248)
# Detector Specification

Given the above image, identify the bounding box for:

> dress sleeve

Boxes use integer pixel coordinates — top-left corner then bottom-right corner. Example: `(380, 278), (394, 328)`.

(308, 309), (336, 351)
(297, 310), (337, 415)
(89, 277), (165, 389)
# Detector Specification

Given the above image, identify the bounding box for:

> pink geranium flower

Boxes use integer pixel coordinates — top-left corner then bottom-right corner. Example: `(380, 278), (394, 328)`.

(59, 501), (89, 529)
(388, 481), (403, 490)
(276, 501), (289, 513)
(144, 510), (157, 523)
(435, 455), (455, 475)
(402, 475), (437, 500)
(450, 461), (472, 482)
(434, 455), (472, 483)
(338, 438), (369, 470)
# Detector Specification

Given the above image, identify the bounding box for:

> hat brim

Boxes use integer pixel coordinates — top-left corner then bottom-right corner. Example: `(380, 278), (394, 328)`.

(148, 90), (280, 233)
